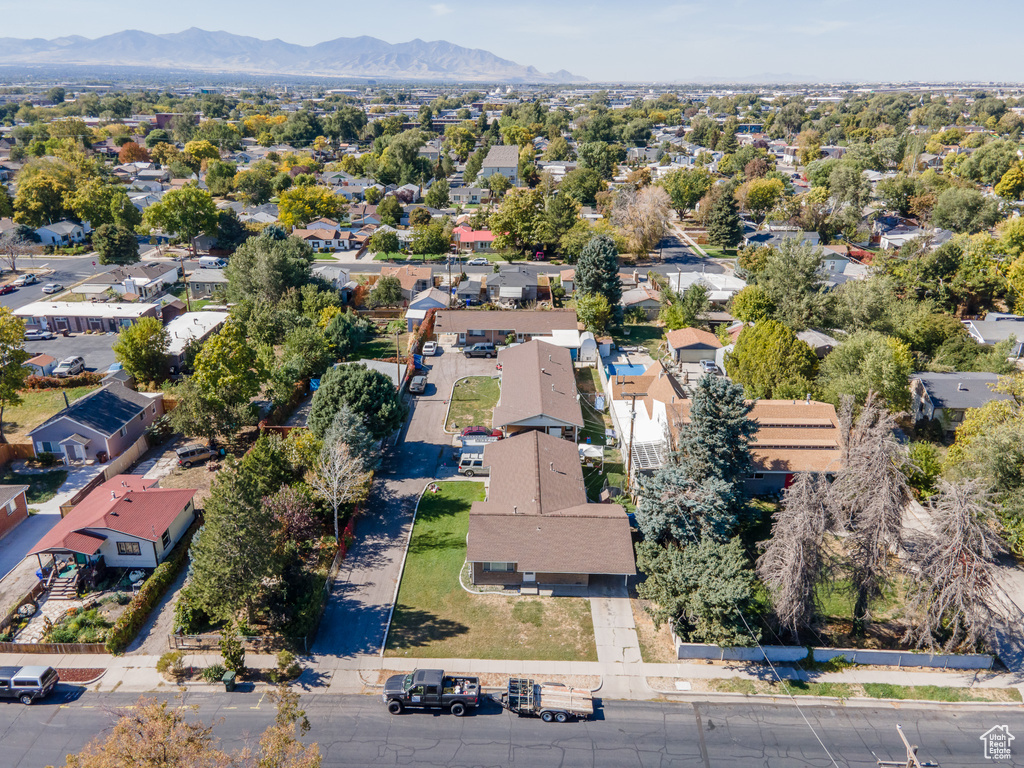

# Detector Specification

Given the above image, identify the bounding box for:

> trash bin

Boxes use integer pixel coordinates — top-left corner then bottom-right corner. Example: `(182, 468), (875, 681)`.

(222, 670), (236, 692)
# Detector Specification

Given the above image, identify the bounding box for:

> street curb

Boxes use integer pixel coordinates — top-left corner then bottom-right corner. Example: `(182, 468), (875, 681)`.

(646, 685), (1024, 709)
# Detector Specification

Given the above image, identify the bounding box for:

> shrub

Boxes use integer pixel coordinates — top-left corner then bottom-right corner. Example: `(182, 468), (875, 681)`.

(24, 372), (104, 389)
(35, 452), (60, 467)
(45, 608), (111, 644)
(273, 650), (301, 682)
(156, 650), (186, 679)
(219, 629), (246, 676)
(105, 521), (199, 653)
(201, 664), (227, 683)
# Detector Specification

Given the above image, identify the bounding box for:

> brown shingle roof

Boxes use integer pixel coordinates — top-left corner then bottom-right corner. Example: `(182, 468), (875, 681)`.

(380, 265), (432, 292)
(468, 431), (635, 575)
(434, 309), (579, 336)
(666, 327), (722, 351)
(492, 341), (583, 430)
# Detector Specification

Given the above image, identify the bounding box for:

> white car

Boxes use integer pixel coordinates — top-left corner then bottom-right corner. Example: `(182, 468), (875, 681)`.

(41, 283), (63, 294)
(699, 359), (718, 374)
(467, 257), (489, 266)
(12, 274), (38, 287)
(421, 341), (437, 356)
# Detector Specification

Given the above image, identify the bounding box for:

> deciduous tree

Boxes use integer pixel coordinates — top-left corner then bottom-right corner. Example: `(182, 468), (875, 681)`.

(143, 182), (218, 255)
(112, 317), (169, 383)
(92, 223), (139, 265)
(277, 186), (347, 228)
(0, 308), (29, 442)
(307, 363), (406, 439)
(726, 320), (818, 399)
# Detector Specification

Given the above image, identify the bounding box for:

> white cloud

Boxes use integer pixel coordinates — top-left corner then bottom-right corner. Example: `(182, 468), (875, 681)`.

(430, 2), (453, 14)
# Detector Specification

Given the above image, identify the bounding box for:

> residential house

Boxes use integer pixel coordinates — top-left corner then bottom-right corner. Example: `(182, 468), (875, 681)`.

(335, 359), (404, 389)
(434, 309), (579, 347)
(607, 360), (686, 475)
(466, 431), (635, 591)
(165, 311), (229, 369)
(963, 315), (1024, 358)
(492, 340), (583, 441)
(743, 226), (820, 250)
(35, 221), (85, 246)
(348, 204), (380, 226)
(619, 284), (662, 320)
(479, 145), (520, 185)
(379, 265), (433, 301)
(665, 327), (722, 363)
(405, 287), (449, 332)
(559, 269), (575, 296)
(15, 301), (161, 334)
(664, 272), (747, 303)
(452, 225), (495, 253)
(311, 264), (351, 289)
(454, 277), (483, 305)
(186, 268), (228, 298)
(910, 372), (1015, 436)
(29, 381), (163, 463)
(796, 329), (838, 358)
(450, 187), (487, 206)
(485, 266), (539, 304)
(292, 226), (344, 251)
(24, 354), (56, 377)
(83, 262), (179, 299)
(0, 485), (30, 541)
(29, 475), (196, 572)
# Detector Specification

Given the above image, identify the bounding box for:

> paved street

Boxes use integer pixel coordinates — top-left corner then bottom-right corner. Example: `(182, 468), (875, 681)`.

(312, 348), (498, 658)
(0, 690), (1016, 767)
(0, 255), (115, 311)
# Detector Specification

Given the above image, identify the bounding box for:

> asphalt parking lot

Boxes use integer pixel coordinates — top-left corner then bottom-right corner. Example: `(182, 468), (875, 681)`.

(24, 332), (119, 373)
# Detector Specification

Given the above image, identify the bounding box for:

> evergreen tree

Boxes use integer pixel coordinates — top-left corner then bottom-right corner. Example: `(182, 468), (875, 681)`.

(574, 234), (622, 310)
(706, 184), (743, 247)
(635, 472), (737, 545)
(676, 374), (757, 493)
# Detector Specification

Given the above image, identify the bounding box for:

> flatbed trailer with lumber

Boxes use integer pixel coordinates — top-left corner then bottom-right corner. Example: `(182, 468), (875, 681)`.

(492, 678), (594, 723)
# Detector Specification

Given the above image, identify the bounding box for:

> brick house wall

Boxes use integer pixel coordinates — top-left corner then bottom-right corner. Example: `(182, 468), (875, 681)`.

(0, 491), (28, 541)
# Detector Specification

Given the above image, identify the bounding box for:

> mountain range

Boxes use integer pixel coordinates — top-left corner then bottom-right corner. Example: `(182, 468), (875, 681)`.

(0, 28), (584, 83)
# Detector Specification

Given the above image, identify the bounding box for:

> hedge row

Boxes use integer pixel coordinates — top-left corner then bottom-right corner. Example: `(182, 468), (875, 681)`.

(105, 520), (199, 653)
(24, 372), (104, 390)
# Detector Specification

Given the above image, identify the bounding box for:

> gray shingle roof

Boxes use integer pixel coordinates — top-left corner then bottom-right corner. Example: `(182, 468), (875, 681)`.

(31, 382), (155, 437)
(482, 145), (521, 168)
(912, 372), (1015, 411)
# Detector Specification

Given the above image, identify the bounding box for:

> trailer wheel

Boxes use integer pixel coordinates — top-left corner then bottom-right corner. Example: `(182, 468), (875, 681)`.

(387, 700), (403, 715)
(451, 702), (466, 717)
(541, 711), (554, 723)
(555, 712), (568, 723)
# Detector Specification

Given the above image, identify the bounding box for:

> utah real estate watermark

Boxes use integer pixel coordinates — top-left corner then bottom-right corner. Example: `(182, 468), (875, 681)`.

(981, 725), (1014, 761)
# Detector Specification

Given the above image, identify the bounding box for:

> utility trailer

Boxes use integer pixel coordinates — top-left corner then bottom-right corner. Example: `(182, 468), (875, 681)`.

(493, 678), (594, 723)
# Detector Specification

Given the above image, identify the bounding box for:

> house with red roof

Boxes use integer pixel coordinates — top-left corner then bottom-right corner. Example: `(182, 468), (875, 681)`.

(452, 225), (495, 253)
(29, 475), (197, 577)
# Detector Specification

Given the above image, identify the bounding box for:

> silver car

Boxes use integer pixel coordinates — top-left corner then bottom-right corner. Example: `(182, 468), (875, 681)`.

(53, 356), (86, 377)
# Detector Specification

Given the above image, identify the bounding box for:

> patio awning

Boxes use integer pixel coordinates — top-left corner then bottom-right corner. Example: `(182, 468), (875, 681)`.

(35, 530), (105, 556)
(499, 287), (523, 299)
(71, 284), (110, 295)
(59, 434), (92, 445)
(630, 440), (668, 471)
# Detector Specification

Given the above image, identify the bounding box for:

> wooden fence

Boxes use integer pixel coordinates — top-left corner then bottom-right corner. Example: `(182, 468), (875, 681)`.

(101, 434), (149, 480)
(0, 640), (107, 654)
(59, 473), (106, 517)
(0, 443), (36, 467)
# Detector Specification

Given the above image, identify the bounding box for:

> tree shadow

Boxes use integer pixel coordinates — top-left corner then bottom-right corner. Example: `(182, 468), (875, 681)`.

(384, 605), (468, 650)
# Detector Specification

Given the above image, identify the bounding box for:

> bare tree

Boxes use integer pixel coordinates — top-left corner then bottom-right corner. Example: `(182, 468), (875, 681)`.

(903, 479), (1004, 652)
(828, 393), (911, 634)
(613, 185), (671, 257)
(756, 473), (832, 640)
(0, 232), (32, 274)
(308, 437), (371, 541)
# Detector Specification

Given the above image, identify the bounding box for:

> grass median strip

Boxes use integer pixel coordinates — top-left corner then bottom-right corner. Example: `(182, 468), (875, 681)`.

(385, 481), (598, 661)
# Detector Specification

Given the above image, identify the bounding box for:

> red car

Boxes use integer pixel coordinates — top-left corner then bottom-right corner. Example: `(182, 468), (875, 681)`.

(0, 285), (15, 295)
(460, 426), (502, 438)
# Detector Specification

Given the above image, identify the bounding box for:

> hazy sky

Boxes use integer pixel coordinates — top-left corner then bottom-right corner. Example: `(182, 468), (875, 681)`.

(2, 0), (1022, 83)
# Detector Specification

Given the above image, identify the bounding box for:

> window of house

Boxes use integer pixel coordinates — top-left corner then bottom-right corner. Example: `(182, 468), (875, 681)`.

(116, 541), (142, 556)
(119, 426), (128, 437)
(139, 413), (144, 421)
(5, 501), (14, 516)
(483, 562), (515, 573)
(161, 530), (171, 549)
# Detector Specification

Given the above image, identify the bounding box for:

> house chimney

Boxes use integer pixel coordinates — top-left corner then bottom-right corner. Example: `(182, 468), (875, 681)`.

(110, 491), (116, 499)
(513, 506), (518, 515)
(550, 462), (554, 472)
(805, 393), (811, 404)
(541, 368), (546, 374)
(958, 382), (964, 391)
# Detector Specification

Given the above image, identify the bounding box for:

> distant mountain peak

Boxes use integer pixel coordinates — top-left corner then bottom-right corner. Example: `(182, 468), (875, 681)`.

(0, 28), (586, 83)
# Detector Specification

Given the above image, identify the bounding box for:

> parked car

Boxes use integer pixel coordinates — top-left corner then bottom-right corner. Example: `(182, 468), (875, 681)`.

(0, 666), (59, 705)
(467, 257), (489, 266)
(0, 284), (15, 295)
(176, 444), (216, 468)
(463, 342), (496, 358)
(24, 329), (56, 341)
(409, 374), (427, 394)
(699, 359), (718, 374)
(12, 274), (38, 287)
(198, 257), (227, 269)
(421, 341), (437, 356)
(41, 283), (63, 294)
(383, 669), (481, 716)
(52, 356), (85, 377)
(460, 426), (502, 439)
(457, 452), (489, 477)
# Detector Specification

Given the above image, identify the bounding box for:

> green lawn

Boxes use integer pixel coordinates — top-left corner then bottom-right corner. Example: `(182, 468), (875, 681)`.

(385, 482), (598, 661)
(699, 246), (739, 259)
(313, 254), (341, 261)
(445, 376), (500, 431)
(5, 386), (101, 442)
(612, 324), (665, 358)
(0, 469), (68, 504)
(575, 368), (625, 500)
(372, 252), (449, 262)
(703, 677), (1020, 703)
(352, 331), (410, 361)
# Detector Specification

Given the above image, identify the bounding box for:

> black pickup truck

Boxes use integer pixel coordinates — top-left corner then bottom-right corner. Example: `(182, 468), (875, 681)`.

(383, 668), (481, 716)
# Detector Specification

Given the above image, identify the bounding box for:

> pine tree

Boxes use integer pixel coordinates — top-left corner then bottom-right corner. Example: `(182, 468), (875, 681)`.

(706, 184), (743, 247)
(574, 234), (622, 309)
(635, 471), (737, 545)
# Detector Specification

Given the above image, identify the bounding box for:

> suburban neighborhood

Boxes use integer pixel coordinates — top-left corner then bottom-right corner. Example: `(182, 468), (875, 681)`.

(0, 22), (1023, 767)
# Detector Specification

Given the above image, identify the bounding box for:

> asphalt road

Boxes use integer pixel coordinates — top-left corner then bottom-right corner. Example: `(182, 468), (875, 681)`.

(0, 255), (116, 311)
(0, 691), (1015, 767)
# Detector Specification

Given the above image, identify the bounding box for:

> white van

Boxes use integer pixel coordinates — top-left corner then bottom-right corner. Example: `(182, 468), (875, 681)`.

(198, 257), (228, 269)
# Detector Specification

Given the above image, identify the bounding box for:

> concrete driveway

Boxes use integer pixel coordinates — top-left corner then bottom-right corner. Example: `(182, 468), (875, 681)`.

(312, 346), (498, 659)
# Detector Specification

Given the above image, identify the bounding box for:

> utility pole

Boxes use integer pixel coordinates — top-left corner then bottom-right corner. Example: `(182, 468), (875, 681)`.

(623, 389), (647, 494)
